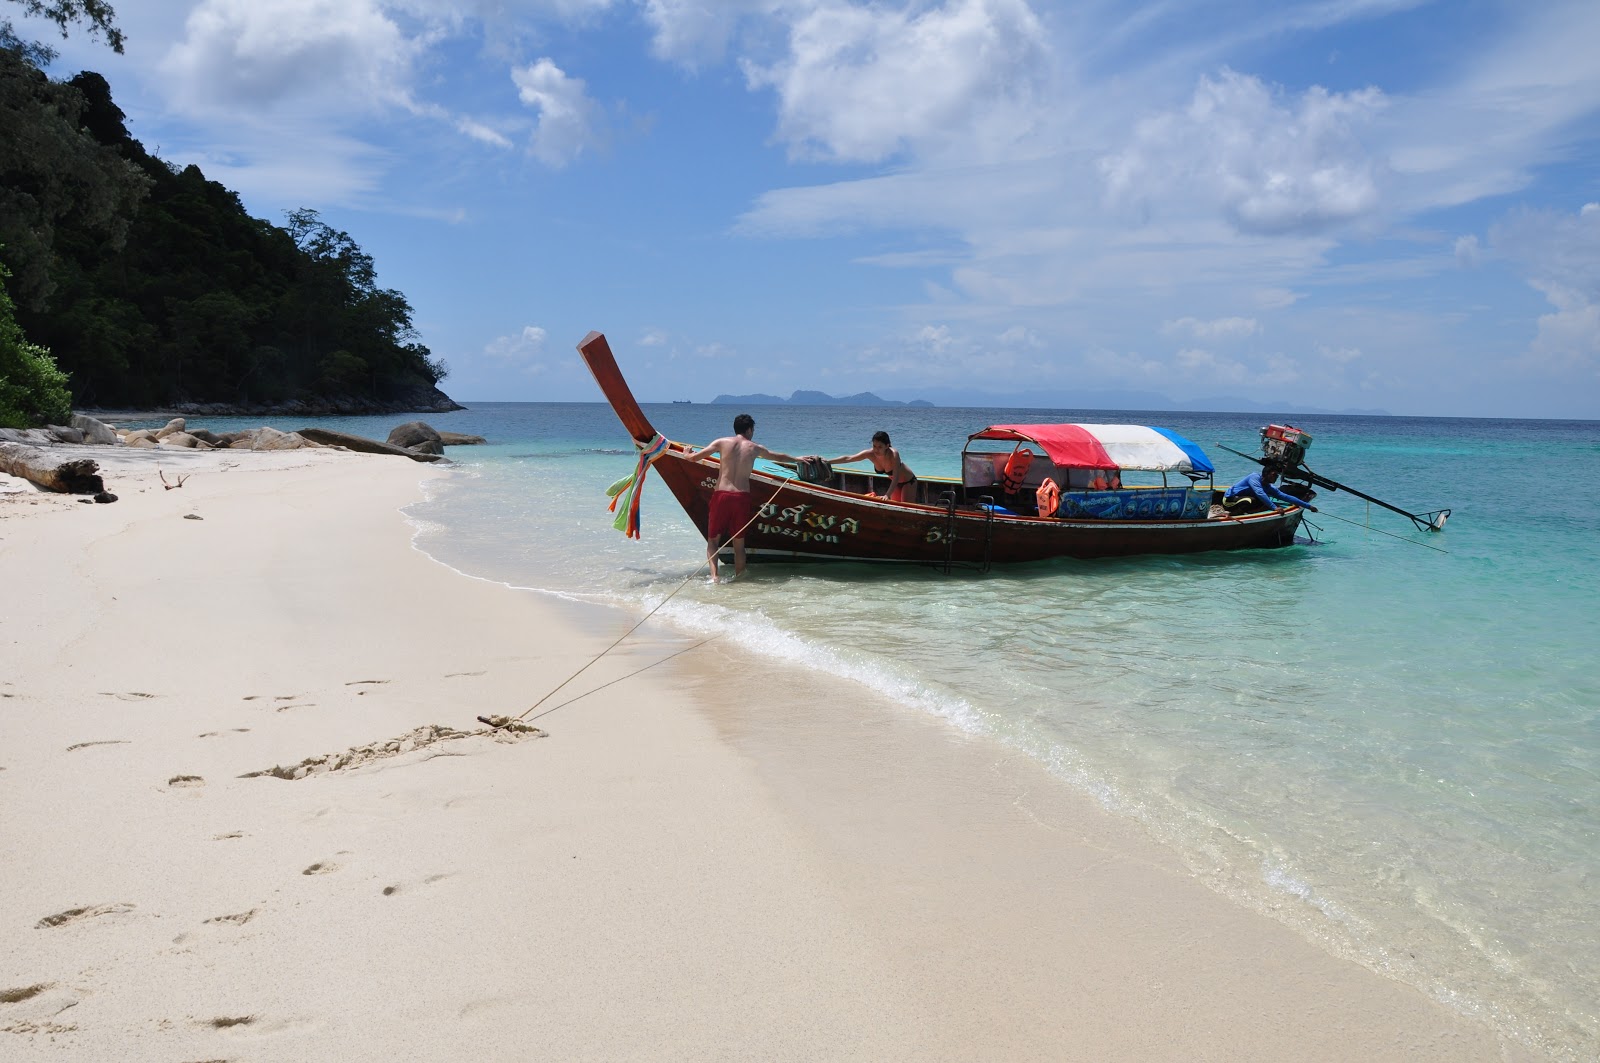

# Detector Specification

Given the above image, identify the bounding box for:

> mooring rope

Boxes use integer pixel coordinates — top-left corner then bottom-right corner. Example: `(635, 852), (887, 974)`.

(505, 464), (799, 726)
(1315, 506), (1449, 553)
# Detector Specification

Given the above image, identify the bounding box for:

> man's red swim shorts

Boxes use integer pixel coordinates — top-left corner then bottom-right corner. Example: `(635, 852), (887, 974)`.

(708, 490), (753, 541)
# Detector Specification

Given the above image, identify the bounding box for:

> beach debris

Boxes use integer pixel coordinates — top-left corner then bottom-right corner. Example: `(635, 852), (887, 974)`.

(239, 720), (544, 782)
(167, 775), (205, 788)
(183, 513), (203, 520)
(476, 714), (545, 736)
(0, 441), (111, 497)
(159, 469), (190, 489)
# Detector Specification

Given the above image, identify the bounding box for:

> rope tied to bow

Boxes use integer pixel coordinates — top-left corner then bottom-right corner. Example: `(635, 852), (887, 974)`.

(606, 433), (669, 539)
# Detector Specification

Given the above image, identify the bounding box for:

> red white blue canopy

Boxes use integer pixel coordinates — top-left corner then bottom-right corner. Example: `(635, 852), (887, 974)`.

(968, 424), (1215, 474)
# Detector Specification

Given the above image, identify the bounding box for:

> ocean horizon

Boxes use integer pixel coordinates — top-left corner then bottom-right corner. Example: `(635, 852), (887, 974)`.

(127, 401), (1600, 1059)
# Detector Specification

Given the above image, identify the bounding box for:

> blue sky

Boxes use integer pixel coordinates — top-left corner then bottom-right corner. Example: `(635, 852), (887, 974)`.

(15, 0), (1600, 417)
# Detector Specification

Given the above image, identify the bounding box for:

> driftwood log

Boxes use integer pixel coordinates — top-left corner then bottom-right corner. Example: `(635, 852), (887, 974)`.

(0, 442), (116, 500)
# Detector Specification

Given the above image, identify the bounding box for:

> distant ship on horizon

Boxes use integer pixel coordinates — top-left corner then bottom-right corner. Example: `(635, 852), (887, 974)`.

(672, 399), (692, 404)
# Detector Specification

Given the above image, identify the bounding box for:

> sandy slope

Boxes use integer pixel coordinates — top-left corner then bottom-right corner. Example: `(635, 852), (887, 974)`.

(0, 448), (1532, 1061)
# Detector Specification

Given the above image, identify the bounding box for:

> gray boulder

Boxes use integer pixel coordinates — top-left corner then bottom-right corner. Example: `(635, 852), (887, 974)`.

(296, 427), (445, 462)
(386, 421), (444, 449)
(70, 413), (121, 445)
(0, 428), (53, 444)
(46, 425), (85, 444)
(249, 427), (310, 451)
(437, 431), (487, 446)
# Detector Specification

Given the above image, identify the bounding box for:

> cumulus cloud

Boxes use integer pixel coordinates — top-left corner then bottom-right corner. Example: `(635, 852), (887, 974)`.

(161, 0), (421, 114)
(1101, 68), (1387, 235)
(1492, 203), (1600, 372)
(512, 58), (604, 166)
(742, 0), (1051, 164)
(1161, 316), (1260, 340)
(640, 0), (778, 68)
(485, 326), (550, 371)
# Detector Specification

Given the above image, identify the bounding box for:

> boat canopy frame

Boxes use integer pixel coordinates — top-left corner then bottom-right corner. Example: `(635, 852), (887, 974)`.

(962, 423), (1217, 492)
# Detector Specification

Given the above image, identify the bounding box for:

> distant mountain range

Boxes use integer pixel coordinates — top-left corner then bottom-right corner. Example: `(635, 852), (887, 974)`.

(711, 386), (1387, 416)
(711, 389), (934, 408)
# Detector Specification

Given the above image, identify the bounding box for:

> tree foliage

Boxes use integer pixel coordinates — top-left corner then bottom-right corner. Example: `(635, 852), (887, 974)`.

(0, 260), (71, 428)
(0, 36), (452, 412)
(5, 0), (123, 53)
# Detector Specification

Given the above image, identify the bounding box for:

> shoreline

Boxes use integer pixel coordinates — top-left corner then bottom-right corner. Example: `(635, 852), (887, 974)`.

(1, 449), (1535, 1060)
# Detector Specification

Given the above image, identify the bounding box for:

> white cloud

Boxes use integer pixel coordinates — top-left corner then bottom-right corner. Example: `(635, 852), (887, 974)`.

(161, 0), (421, 115)
(1162, 316), (1260, 340)
(1492, 204), (1600, 373)
(997, 325), (1041, 348)
(512, 58), (604, 167)
(1454, 234), (1480, 267)
(741, 0), (1051, 164)
(484, 325), (550, 371)
(640, 0), (778, 68)
(1100, 68), (1387, 235)
(1524, 281), (1600, 372)
(1174, 346), (1249, 383)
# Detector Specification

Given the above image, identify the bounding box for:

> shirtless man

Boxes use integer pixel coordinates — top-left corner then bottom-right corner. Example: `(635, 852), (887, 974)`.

(685, 414), (800, 582)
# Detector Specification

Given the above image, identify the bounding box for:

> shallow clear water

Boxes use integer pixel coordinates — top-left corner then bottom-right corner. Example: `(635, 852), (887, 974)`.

(144, 404), (1600, 1057)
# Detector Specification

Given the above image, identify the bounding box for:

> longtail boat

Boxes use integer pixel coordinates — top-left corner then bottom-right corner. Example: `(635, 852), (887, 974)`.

(579, 331), (1306, 568)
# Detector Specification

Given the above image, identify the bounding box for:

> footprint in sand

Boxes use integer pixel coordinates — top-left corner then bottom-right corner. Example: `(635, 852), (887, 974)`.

(344, 679), (390, 686)
(205, 1014), (256, 1029)
(445, 671), (486, 678)
(36, 902), (135, 928)
(167, 775), (205, 789)
(204, 909), (259, 926)
(98, 691), (158, 701)
(274, 703), (316, 712)
(0, 983), (53, 1004)
(213, 831), (245, 840)
(301, 861), (340, 876)
(198, 728), (251, 738)
(381, 872), (453, 897)
(65, 739), (130, 752)
(173, 908), (261, 946)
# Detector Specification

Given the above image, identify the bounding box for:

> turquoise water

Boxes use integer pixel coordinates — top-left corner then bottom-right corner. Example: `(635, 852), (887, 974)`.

(148, 404), (1600, 1057)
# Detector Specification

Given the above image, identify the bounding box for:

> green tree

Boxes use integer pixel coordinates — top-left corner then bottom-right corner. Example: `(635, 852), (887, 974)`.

(0, 260), (71, 428)
(4, 0), (123, 52)
(0, 29), (149, 311)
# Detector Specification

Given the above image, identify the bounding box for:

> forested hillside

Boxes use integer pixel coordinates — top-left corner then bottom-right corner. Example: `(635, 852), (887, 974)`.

(0, 20), (458, 415)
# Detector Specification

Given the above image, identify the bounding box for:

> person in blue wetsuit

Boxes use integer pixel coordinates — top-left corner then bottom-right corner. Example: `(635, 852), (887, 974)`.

(1222, 466), (1317, 514)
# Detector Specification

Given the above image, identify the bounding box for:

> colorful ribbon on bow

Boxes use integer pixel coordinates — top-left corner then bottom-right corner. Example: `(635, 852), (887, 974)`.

(606, 433), (669, 539)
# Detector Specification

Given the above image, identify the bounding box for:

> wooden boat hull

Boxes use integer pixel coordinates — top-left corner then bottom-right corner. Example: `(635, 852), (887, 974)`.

(650, 450), (1300, 564)
(578, 331), (1303, 565)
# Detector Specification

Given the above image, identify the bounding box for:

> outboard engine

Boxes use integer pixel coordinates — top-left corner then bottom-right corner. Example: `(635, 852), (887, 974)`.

(1260, 423), (1312, 466)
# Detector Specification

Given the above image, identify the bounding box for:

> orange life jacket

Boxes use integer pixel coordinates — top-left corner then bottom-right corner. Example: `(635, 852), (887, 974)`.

(1036, 477), (1061, 518)
(1088, 470), (1107, 490)
(1001, 448), (1034, 492)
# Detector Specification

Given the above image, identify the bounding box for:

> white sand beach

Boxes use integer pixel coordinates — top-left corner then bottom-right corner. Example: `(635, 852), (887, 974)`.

(0, 447), (1535, 1061)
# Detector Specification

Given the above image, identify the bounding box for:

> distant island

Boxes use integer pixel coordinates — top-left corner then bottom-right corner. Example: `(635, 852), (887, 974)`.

(712, 390), (934, 408)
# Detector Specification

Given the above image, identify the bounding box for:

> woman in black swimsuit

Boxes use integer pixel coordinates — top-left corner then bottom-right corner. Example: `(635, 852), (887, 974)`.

(823, 430), (917, 502)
